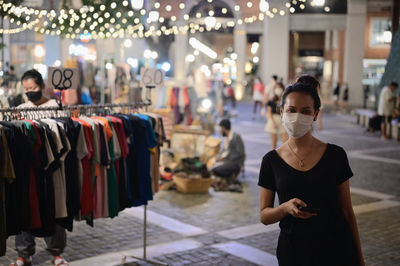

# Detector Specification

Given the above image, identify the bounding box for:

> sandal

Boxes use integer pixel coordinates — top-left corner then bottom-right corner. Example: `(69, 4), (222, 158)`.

(10, 257), (32, 266)
(52, 256), (69, 266)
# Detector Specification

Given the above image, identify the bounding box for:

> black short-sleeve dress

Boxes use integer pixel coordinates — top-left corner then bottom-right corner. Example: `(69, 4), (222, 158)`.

(258, 143), (359, 266)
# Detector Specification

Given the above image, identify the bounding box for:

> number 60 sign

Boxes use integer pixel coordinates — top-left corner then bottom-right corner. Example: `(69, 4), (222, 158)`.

(140, 68), (165, 89)
(47, 67), (79, 90)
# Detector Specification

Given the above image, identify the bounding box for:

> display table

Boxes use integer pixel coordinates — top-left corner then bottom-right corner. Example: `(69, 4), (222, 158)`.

(171, 126), (210, 161)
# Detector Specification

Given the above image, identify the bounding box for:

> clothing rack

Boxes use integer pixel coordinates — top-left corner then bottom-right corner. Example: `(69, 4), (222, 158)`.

(0, 102), (150, 113)
(121, 85), (168, 266)
(0, 87), (167, 265)
(0, 102), (150, 121)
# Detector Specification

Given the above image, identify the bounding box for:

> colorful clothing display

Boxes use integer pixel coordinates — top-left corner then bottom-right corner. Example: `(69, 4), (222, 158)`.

(168, 86), (197, 126)
(0, 109), (165, 257)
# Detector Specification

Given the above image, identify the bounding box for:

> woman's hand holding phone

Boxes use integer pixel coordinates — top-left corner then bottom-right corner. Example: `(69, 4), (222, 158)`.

(283, 198), (318, 219)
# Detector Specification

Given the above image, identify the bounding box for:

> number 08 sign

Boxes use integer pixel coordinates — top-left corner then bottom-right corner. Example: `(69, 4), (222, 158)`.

(47, 67), (79, 90)
(140, 68), (165, 89)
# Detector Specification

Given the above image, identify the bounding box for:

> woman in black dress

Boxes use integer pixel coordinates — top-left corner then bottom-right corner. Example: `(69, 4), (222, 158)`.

(259, 82), (364, 266)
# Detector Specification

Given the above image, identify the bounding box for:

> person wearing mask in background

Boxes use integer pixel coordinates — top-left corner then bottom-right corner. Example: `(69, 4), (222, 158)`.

(212, 119), (245, 181)
(296, 75), (323, 131)
(259, 82), (364, 266)
(265, 82), (288, 149)
(378, 81), (398, 140)
(12, 69), (69, 266)
(252, 77), (265, 120)
(263, 75), (278, 104)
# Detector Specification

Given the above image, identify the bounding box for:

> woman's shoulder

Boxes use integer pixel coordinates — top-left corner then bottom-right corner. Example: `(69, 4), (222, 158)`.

(326, 143), (345, 151)
(42, 99), (59, 107)
(17, 101), (34, 108)
(262, 149), (278, 162)
(325, 143), (347, 157)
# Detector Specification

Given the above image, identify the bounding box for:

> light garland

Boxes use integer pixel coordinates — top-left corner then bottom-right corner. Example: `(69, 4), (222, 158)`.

(0, 18), (40, 34)
(1, 0), (330, 39)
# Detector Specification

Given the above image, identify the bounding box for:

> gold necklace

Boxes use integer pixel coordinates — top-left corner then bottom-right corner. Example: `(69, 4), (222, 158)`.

(287, 139), (314, 168)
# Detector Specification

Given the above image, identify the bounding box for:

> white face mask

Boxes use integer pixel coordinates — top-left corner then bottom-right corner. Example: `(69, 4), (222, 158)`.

(282, 113), (315, 138)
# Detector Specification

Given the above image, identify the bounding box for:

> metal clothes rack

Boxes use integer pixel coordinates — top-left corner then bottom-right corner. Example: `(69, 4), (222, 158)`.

(0, 86), (167, 266)
(121, 86), (168, 266)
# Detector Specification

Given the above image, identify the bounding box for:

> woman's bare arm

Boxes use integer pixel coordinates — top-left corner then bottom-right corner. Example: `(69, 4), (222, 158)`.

(260, 187), (314, 225)
(337, 180), (365, 266)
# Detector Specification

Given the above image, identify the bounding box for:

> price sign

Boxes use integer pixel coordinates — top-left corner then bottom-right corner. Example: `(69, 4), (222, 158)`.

(47, 67), (79, 90)
(140, 68), (165, 89)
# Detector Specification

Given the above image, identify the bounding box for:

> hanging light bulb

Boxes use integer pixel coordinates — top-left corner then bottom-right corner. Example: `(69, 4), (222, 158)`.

(259, 0), (269, 12)
(314, 0), (325, 7)
(149, 10), (159, 22)
(124, 39), (132, 48)
(204, 16), (216, 28)
(131, 0), (144, 10)
(383, 29), (392, 43)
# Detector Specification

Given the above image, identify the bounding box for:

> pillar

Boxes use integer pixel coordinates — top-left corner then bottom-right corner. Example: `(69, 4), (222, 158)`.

(2, 19), (11, 69)
(343, 0), (366, 107)
(60, 38), (74, 66)
(45, 35), (61, 67)
(174, 22), (188, 83)
(261, 10), (290, 84)
(234, 24), (247, 100)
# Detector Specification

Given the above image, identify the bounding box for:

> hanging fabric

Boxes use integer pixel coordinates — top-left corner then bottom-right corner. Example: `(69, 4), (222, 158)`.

(0, 103), (165, 257)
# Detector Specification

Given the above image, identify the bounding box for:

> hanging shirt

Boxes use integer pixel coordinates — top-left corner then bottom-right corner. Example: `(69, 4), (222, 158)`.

(107, 116), (130, 211)
(30, 121), (57, 237)
(0, 126), (16, 256)
(3, 121), (32, 235)
(79, 117), (103, 218)
(72, 118), (94, 217)
(93, 117), (119, 218)
(24, 120), (43, 229)
(91, 117), (112, 218)
(132, 114), (157, 206)
(55, 118), (81, 231)
(42, 119), (68, 219)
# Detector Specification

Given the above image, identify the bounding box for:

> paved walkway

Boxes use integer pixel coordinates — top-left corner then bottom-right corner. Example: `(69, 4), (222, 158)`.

(1, 103), (399, 266)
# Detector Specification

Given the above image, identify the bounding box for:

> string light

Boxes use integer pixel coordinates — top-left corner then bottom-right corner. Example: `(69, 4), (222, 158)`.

(0, 0), (316, 39)
(0, 18), (39, 34)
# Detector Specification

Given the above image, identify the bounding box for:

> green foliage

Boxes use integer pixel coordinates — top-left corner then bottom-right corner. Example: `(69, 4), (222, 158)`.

(145, 18), (174, 63)
(48, 0), (144, 38)
(0, 0), (28, 44)
(379, 28), (400, 90)
(0, 0), (25, 18)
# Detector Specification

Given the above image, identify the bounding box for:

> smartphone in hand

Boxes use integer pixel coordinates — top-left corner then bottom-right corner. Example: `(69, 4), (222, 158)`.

(298, 205), (320, 214)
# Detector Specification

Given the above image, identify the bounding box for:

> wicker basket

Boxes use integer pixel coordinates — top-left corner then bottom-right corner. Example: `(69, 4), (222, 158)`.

(173, 175), (212, 193)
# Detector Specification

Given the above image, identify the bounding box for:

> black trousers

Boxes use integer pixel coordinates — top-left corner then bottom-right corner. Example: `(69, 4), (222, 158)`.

(212, 161), (241, 178)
